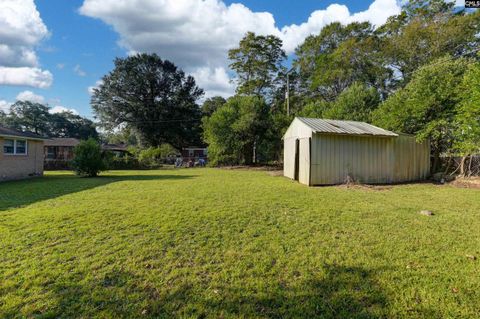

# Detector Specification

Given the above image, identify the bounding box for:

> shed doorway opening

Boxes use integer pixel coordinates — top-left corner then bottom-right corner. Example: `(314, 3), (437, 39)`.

(294, 139), (300, 181)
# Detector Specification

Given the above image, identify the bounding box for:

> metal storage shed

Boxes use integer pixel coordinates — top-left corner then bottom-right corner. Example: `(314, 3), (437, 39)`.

(283, 117), (430, 186)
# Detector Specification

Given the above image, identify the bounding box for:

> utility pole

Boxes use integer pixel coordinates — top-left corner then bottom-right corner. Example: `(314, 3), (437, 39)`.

(285, 67), (294, 116)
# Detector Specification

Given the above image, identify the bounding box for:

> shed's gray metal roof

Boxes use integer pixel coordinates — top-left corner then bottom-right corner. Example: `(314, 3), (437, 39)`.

(297, 117), (398, 137)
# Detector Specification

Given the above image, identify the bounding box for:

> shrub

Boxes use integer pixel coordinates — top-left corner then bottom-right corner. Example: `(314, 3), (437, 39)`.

(137, 144), (178, 168)
(106, 156), (143, 170)
(71, 138), (107, 177)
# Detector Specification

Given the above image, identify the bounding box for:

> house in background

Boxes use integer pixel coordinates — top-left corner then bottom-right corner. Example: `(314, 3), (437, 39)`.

(181, 146), (208, 163)
(0, 126), (46, 182)
(44, 139), (132, 169)
(102, 143), (130, 157)
(44, 138), (80, 170)
(283, 117), (430, 186)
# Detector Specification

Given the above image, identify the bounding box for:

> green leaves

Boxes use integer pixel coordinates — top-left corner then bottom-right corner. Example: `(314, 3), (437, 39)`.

(92, 53), (204, 149)
(453, 63), (480, 156)
(294, 22), (390, 101)
(228, 32), (286, 98)
(373, 57), (476, 171)
(203, 96), (270, 165)
(72, 138), (107, 177)
(299, 82), (380, 123)
(2, 101), (97, 139)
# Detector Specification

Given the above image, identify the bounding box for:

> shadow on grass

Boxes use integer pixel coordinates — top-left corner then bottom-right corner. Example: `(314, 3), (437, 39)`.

(11, 264), (440, 318)
(0, 173), (195, 211)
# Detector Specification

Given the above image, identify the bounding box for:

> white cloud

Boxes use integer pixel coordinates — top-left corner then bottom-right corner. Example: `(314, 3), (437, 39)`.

(73, 64), (87, 77)
(0, 0), (52, 87)
(0, 100), (12, 113)
(49, 105), (79, 115)
(0, 44), (38, 67)
(16, 90), (45, 103)
(191, 67), (236, 99)
(0, 67), (53, 88)
(56, 63), (65, 69)
(88, 79), (104, 95)
(79, 0), (401, 97)
(281, 0), (401, 52)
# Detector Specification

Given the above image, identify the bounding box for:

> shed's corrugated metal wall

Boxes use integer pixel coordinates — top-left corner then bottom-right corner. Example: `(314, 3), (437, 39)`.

(391, 134), (430, 182)
(309, 134), (430, 185)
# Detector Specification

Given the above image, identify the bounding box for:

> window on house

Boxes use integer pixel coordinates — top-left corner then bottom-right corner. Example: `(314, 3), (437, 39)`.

(16, 140), (27, 154)
(188, 149), (194, 157)
(47, 146), (56, 159)
(3, 139), (28, 155)
(3, 139), (14, 154)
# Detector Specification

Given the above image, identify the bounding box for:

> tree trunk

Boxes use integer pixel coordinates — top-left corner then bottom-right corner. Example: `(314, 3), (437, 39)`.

(443, 156), (452, 175)
(467, 155), (473, 177)
(459, 155), (468, 177)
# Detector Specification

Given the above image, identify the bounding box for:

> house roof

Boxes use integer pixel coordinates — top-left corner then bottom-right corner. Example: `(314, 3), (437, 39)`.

(296, 117), (398, 137)
(44, 138), (81, 147)
(0, 126), (47, 140)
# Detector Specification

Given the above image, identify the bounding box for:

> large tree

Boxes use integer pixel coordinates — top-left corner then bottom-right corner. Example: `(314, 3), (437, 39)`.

(7, 101), (50, 134)
(294, 22), (391, 101)
(378, 0), (480, 85)
(91, 53), (204, 149)
(373, 57), (471, 172)
(453, 63), (480, 175)
(203, 95), (270, 165)
(48, 112), (98, 140)
(201, 96), (226, 117)
(228, 32), (286, 98)
(298, 82), (380, 123)
(324, 82), (380, 122)
(3, 101), (98, 139)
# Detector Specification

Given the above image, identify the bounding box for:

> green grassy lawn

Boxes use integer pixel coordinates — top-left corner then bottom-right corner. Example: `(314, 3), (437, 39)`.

(0, 169), (479, 318)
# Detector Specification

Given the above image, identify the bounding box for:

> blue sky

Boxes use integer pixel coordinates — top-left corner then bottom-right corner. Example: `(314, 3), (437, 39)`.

(0, 0), (420, 118)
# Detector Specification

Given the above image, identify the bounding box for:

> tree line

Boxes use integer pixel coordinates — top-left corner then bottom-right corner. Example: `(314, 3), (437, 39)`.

(0, 101), (98, 140)
(203, 0), (480, 172)
(3, 0), (477, 175)
(90, 0), (479, 173)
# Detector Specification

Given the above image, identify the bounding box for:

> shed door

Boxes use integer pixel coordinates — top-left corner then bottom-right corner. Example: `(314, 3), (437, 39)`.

(298, 138), (311, 186)
(283, 138), (297, 179)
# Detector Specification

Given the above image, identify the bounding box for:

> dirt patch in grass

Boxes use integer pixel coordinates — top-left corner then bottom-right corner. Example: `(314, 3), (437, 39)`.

(450, 177), (480, 189)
